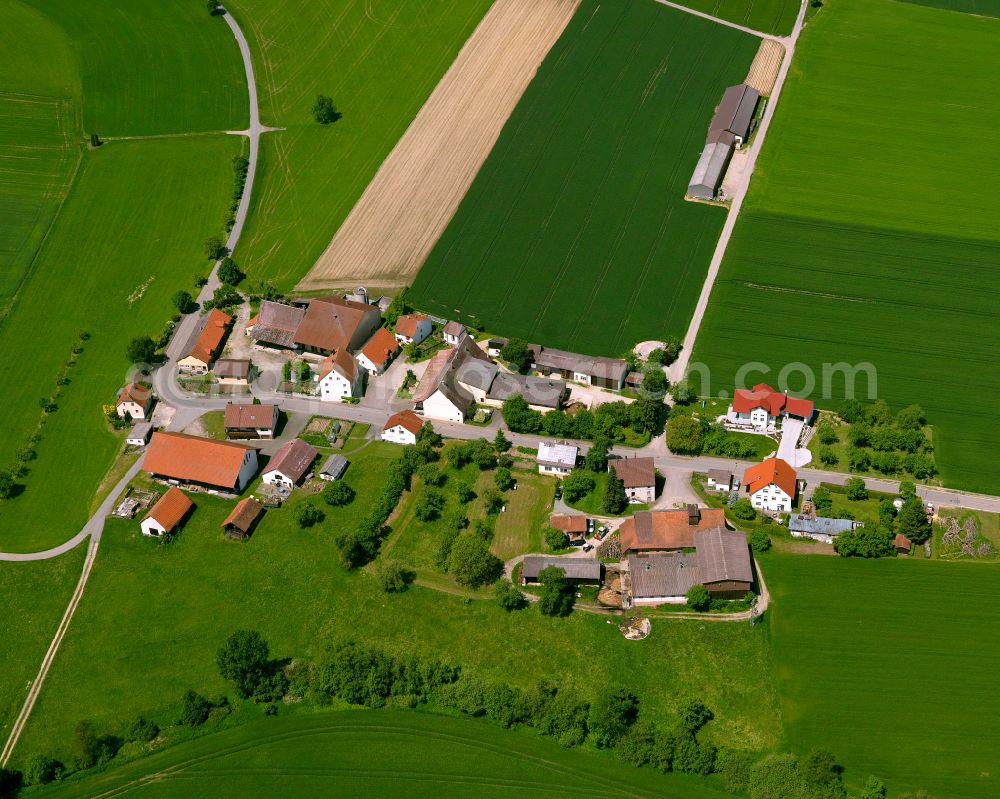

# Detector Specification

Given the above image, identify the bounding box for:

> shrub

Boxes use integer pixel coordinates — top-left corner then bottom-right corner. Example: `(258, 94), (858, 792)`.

(216, 629), (271, 699)
(845, 476), (868, 501)
(415, 488), (445, 522)
(817, 423), (838, 445)
(204, 235), (226, 260)
(588, 687), (639, 748)
(217, 257), (244, 286)
(294, 503), (325, 528)
(124, 715), (159, 744)
(716, 748), (755, 794)
(495, 579), (526, 611)
(561, 470), (595, 502)
(731, 498), (757, 521)
(494, 466), (514, 491)
(377, 560), (413, 593)
(447, 532), (503, 588)
(748, 528), (771, 553)
(312, 94), (340, 124)
(537, 566), (574, 617)
(22, 754), (61, 786)
(544, 527), (567, 550)
(818, 447), (839, 467)
(323, 481), (355, 507)
(812, 486), (833, 516)
(685, 584), (711, 611)
(178, 690), (211, 726)
(664, 416), (703, 455)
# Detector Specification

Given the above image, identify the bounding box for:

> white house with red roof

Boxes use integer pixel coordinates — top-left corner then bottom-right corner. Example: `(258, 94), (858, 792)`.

(394, 314), (432, 346)
(742, 456), (798, 513)
(317, 350), (361, 401)
(357, 327), (399, 377)
(729, 383), (814, 432)
(140, 486), (194, 537)
(381, 410), (423, 445)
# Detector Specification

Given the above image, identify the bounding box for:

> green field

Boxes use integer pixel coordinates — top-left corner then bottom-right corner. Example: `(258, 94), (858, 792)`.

(0, 544), (86, 743)
(898, 0), (1000, 17)
(693, 0), (1000, 494)
(35, 710), (735, 798)
(410, 1), (758, 356)
(676, 0), (800, 34)
(18, 0), (247, 136)
(765, 551), (1000, 798)
(0, 2), (250, 552)
(14, 442), (780, 763)
(226, 0), (493, 288)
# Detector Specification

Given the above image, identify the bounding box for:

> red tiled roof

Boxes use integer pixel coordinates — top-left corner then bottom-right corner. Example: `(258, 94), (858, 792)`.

(145, 432), (252, 489)
(293, 296), (376, 353)
(143, 486), (193, 532)
(384, 410), (423, 436)
(360, 327), (399, 368)
(224, 403), (276, 430)
(549, 513), (588, 534)
(443, 321), (466, 337)
(185, 308), (233, 365)
(610, 457), (655, 489)
(222, 497), (264, 532)
(412, 347), (454, 403)
(394, 314), (426, 338)
(618, 508), (727, 553)
(117, 383), (151, 406)
(732, 383), (813, 419)
(265, 438), (317, 483)
(743, 457), (797, 499)
(319, 349), (358, 384)
(894, 533), (912, 551)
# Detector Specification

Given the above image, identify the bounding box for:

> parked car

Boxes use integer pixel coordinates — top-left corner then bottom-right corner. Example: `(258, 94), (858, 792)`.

(586, 518), (595, 533)
(582, 544), (593, 552)
(554, 486), (562, 500)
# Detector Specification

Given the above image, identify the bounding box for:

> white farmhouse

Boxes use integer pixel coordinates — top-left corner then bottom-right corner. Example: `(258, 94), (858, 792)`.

(382, 410), (423, 445)
(536, 442), (578, 476)
(394, 314), (432, 346)
(261, 439), (318, 490)
(742, 456), (797, 513)
(317, 350), (361, 401)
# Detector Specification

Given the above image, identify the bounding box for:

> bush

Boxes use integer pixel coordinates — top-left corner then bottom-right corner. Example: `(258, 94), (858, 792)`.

(588, 687), (639, 748)
(716, 748), (755, 794)
(323, 481), (355, 507)
(685, 584), (711, 611)
(377, 560), (414, 593)
(178, 690), (212, 726)
(204, 235), (226, 260)
(495, 579), (526, 611)
(817, 446), (839, 467)
(217, 257), (245, 286)
(494, 466), (514, 491)
(537, 566), (574, 617)
(748, 528), (771, 553)
(294, 503), (325, 528)
(664, 416), (703, 455)
(124, 715), (159, 744)
(22, 754), (61, 786)
(845, 476), (868, 501)
(216, 629), (271, 699)
(312, 94), (341, 124)
(172, 290), (195, 314)
(544, 527), (567, 551)
(125, 335), (157, 364)
(812, 486), (833, 516)
(817, 423), (838, 445)
(415, 488), (445, 521)
(731, 498), (757, 521)
(447, 532), (503, 588)
(561, 470), (595, 502)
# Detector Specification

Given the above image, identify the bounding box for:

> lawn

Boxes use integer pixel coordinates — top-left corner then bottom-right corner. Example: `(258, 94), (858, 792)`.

(490, 470), (554, 560)
(0, 543), (86, 743)
(17, 0), (247, 136)
(34, 710), (736, 799)
(15, 443), (780, 763)
(0, 136), (240, 553)
(224, 0), (493, 289)
(674, 0), (800, 34)
(764, 551), (1000, 798)
(0, 0), (81, 314)
(692, 0), (1000, 494)
(409, 1), (759, 356)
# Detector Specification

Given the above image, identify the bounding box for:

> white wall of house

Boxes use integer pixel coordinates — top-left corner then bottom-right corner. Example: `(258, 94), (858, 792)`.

(177, 356), (210, 374)
(140, 518), (168, 537)
(750, 483), (792, 512)
(319, 370), (358, 401)
(626, 485), (655, 504)
(443, 329), (466, 347)
(538, 462), (572, 476)
(117, 401), (147, 420)
(396, 319), (432, 346)
(422, 391), (465, 423)
(126, 433), (150, 447)
(381, 425), (417, 445)
(357, 353), (387, 377)
(236, 450), (259, 491)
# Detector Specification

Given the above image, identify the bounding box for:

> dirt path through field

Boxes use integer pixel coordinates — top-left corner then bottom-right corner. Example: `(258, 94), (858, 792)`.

(297, 0), (580, 292)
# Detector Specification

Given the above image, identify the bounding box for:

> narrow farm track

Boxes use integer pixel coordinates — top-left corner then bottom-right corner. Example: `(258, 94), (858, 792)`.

(297, 0), (581, 291)
(0, 5), (267, 766)
(668, 0), (808, 385)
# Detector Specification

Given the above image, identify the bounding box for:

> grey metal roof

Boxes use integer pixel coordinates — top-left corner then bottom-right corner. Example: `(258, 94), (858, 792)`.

(214, 358), (250, 379)
(537, 442), (577, 468)
(522, 556), (601, 582)
(488, 372), (565, 409)
(709, 84), (760, 143)
(688, 136), (734, 200)
(628, 553), (699, 599)
(707, 469), (733, 484)
(694, 528), (752, 585)
(129, 422), (153, 439)
(454, 358), (498, 392)
(319, 454), (348, 479)
(789, 516), (855, 536)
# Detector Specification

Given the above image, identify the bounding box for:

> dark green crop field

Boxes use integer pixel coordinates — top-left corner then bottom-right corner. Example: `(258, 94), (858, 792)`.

(676, 0), (800, 34)
(765, 551), (1000, 799)
(35, 711), (734, 799)
(693, 0), (1000, 494)
(410, 0), (758, 356)
(897, 0), (1000, 17)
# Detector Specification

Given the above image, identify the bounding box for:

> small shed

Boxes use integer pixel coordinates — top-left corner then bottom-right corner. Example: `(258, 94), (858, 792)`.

(894, 533), (912, 554)
(319, 454), (348, 482)
(126, 422), (153, 447)
(221, 497), (265, 541)
(706, 469), (734, 492)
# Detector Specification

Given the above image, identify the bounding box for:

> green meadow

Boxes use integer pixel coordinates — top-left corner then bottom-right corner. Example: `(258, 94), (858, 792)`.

(676, 0), (799, 34)
(14, 443), (780, 764)
(225, 0), (492, 288)
(35, 710), (734, 799)
(693, 0), (1000, 494)
(765, 551), (1000, 799)
(410, 1), (758, 356)
(0, 544), (86, 744)
(898, 0), (1000, 17)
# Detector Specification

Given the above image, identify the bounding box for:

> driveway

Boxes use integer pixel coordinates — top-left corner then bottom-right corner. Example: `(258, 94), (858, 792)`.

(777, 417), (811, 467)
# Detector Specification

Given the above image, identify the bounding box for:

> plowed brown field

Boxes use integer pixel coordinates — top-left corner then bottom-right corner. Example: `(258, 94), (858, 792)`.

(297, 0), (580, 291)
(744, 38), (784, 95)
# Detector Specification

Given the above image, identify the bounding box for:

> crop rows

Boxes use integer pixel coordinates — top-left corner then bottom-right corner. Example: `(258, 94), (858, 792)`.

(411, 0), (758, 356)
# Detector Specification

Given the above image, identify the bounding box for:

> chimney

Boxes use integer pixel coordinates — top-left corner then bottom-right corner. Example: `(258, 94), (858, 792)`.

(687, 504), (700, 525)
